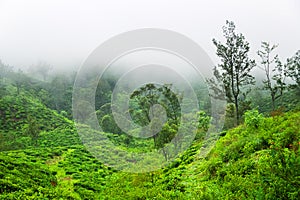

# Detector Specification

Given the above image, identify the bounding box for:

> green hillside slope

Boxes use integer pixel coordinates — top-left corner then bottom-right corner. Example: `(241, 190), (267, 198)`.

(0, 81), (299, 199)
(0, 87), (81, 150)
(97, 111), (300, 199)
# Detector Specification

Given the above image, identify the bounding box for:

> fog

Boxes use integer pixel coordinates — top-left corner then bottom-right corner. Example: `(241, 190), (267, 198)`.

(0, 0), (299, 74)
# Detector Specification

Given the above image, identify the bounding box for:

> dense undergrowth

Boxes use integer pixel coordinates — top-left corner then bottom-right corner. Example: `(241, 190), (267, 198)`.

(0, 94), (299, 199)
(94, 111), (300, 199)
(0, 76), (299, 199)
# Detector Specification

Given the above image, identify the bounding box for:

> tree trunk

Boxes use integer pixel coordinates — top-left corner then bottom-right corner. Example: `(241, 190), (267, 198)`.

(271, 94), (275, 111)
(234, 95), (239, 126)
(162, 147), (168, 161)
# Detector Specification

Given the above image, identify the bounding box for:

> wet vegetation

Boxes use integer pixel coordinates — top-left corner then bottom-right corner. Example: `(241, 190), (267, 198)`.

(0, 21), (299, 199)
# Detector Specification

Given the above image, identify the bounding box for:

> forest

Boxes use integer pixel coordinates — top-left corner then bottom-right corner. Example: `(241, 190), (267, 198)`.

(0, 21), (299, 199)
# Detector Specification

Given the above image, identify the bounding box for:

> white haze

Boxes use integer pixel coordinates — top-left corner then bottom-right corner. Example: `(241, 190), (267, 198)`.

(0, 0), (299, 74)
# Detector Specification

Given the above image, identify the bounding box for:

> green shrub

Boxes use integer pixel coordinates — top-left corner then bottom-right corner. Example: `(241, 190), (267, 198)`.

(244, 109), (264, 129)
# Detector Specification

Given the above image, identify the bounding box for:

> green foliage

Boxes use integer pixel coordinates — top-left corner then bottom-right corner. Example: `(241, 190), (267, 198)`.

(223, 103), (236, 130)
(285, 50), (300, 91)
(244, 109), (264, 129)
(191, 111), (300, 199)
(0, 89), (299, 200)
(0, 48), (299, 199)
(100, 114), (122, 134)
(248, 86), (300, 114)
(195, 111), (211, 140)
(23, 116), (40, 145)
(257, 42), (286, 110)
(0, 94), (71, 133)
(95, 77), (115, 110)
(130, 83), (181, 126)
(129, 83), (182, 153)
(0, 150), (57, 198)
(197, 111), (210, 132)
(0, 85), (76, 151)
(209, 20), (256, 125)
(0, 146), (113, 199)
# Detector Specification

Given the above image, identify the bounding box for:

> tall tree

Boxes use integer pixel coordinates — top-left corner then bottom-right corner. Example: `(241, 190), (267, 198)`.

(49, 75), (73, 112)
(285, 50), (300, 92)
(130, 83), (181, 155)
(210, 21), (255, 125)
(12, 69), (29, 95)
(257, 42), (285, 110)
(0, 60), (10, 96)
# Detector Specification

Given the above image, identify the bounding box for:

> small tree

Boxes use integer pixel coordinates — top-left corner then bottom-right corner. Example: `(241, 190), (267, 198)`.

(285, 50), (300, 92)
(257, 42), (285, 110)
(210, 21), (256, 126)
(244, 109), (264, 129)
(155, 122), (177, 161)
(100, 114), (122, 134)
(13, 69), (27, 95)
(195, 111), (211, 140)
(130, 83), (181, 152)
(223, 103), (236, 130)
(24, 116), (40, 146)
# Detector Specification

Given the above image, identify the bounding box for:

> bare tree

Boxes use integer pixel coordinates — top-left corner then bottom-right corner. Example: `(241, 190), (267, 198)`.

(257, 42), (285, 110)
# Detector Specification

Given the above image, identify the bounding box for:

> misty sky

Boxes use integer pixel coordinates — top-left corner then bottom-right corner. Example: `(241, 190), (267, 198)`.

(0, 0), (299, 72)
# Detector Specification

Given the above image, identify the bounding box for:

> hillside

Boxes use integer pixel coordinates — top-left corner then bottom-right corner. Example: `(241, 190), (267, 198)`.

(95, 111), (300, 199)
(0, 65), (299, 199)
(0, 84), (113, 199)
(0, 86), (80, 151)
(0, 88), (299, 199)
